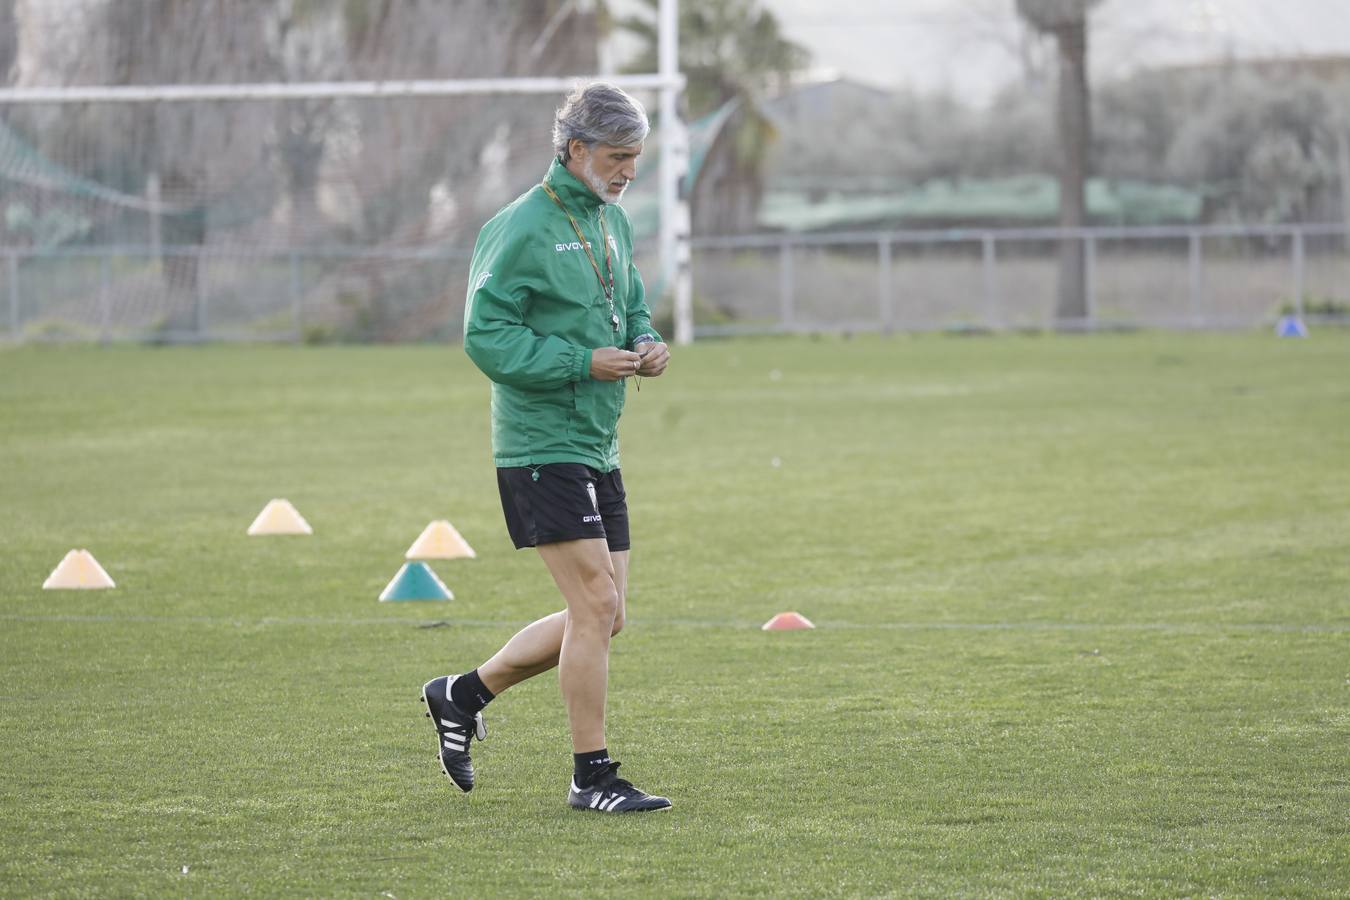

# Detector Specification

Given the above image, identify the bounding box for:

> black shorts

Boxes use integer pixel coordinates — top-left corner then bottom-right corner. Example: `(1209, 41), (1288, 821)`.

(497, 464), (630, 551)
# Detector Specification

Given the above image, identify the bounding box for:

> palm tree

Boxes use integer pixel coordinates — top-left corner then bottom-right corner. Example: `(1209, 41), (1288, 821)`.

(1016, 0), (1103, 325)
(619, 0), (808, 118)
(619, 0), (808, 233)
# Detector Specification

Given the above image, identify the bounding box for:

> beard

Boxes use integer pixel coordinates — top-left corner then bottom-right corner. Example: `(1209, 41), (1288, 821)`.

(583, 158), (628, 204)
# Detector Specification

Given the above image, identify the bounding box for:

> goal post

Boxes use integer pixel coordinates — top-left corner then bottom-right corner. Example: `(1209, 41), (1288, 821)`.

(0, 74), (680, 104)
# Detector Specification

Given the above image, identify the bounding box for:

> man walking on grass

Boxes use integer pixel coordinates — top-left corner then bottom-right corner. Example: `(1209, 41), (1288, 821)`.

(420, 83), (672, 813)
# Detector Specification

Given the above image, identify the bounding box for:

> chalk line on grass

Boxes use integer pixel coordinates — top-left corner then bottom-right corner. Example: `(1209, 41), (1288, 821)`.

(0, 612), (1345, 633)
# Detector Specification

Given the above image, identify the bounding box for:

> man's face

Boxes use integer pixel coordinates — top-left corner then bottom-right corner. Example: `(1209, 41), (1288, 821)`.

(572, 141), (643, 203)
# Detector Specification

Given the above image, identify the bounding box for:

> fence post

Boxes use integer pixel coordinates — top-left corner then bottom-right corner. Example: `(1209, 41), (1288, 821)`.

(877, 237), (893, 331)
(195, 249), (208, 339)
(6, 251), (17, 341)
(99, 254), (111, 344)
(1084, 234), (1097, 330)
(982, 234), (998, 330)
(1188, 231), (1203, 328)
(147, 172), (162, 264)
(289, 251), (303, 342)
(778, 241), (794, 332)
(1292, 229), (1306, 320)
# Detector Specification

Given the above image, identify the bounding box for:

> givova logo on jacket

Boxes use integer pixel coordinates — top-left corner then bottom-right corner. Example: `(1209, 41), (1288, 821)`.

(555, 240), (592, 252)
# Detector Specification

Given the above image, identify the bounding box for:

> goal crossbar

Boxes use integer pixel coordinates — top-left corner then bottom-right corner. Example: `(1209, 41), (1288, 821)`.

(0, 73), (686, 105)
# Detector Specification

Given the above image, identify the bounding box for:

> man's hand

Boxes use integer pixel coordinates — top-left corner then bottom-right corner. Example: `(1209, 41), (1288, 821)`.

(634, 341), (670, 377)
(590, 347), (643, 381)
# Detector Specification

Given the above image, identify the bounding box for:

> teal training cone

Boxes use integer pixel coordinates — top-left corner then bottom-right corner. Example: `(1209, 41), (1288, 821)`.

(379, 562), (453, 602)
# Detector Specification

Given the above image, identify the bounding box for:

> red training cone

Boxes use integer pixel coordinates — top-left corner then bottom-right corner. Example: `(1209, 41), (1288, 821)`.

(762, 611), (814, 631)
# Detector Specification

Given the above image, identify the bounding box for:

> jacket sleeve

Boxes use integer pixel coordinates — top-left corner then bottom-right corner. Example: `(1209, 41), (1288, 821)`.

(464, 238), (592, 390)
(623, 257), (663, 349)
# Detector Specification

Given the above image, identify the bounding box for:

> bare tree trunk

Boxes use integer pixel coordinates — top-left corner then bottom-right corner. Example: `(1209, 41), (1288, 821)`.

(1338, 130), (1350, 253)
(161, 169), (204, 333)
(277, 100), (331, 242)
(0, 0), (17, 79)
(1053, 19), (1089, 326)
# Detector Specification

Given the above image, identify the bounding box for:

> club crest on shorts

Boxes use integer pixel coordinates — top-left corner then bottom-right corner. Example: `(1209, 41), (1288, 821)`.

(583, 481), (602, 523)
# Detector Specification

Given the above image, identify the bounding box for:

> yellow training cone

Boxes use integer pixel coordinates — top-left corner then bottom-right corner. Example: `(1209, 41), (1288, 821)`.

(247, 499), (313, 535)
(43, 549), (116, 590)
(405, 520), (476, 560)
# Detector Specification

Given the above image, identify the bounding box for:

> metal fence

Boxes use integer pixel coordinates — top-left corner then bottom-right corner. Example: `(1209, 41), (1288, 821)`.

(1, 245), (473, 344)
(689, 222), (1350, 335)
(2, 223), (1347, 344)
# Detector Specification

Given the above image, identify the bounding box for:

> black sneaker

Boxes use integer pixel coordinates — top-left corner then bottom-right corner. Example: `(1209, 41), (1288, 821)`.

(421, 675), (486, 793)
(568, 763), (672, 813)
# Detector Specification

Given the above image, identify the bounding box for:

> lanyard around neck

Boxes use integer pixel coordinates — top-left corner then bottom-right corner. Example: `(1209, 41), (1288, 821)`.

(540, 179), (616, 318)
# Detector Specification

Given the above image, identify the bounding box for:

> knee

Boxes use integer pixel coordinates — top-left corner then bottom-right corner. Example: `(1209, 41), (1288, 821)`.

(610, 607), (625, 637)
(576, 574), (620, 628)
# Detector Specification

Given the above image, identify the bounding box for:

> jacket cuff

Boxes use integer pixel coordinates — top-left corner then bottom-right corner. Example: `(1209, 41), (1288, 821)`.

(629, 332), (660, 350)
(574, 347), (593, 382)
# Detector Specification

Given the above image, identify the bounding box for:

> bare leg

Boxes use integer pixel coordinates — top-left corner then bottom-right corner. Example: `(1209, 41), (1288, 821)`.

(477, 549), (630, 696)
(610, 549), (629, 635)
(537, 539), (619, 752)
(477, 610), (567, 694)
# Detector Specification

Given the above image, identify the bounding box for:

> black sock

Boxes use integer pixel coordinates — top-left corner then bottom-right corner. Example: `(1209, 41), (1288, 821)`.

(449, 669), (494, 716)
(573, 749), (614, 788)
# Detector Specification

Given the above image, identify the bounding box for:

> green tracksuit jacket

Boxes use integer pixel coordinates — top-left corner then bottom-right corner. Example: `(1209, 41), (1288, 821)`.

(463, 158), (661, 473)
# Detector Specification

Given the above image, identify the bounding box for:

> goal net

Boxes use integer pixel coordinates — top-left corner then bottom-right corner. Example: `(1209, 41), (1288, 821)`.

(0, 1), (674, 343)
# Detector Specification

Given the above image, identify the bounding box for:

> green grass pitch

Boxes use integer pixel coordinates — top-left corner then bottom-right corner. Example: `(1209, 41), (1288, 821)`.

(1, 332), (1347, 896)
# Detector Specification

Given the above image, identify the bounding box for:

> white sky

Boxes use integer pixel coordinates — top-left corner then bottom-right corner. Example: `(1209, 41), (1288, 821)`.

(760, 0), (1350, 102)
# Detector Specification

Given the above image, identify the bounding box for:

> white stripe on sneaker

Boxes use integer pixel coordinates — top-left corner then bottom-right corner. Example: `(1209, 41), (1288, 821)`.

(602, 795), (623, 811)
(443, 737), (465, 751)
(440, 719), (462, 731)
(589, 793), (603, 809)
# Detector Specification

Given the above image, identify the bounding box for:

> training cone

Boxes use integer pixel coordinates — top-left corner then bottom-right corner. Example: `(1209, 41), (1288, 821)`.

(246, 499), (313, 535)
(379, 562), (454, 602)
(405, 520), (476, 560)
(762, 611), (814, 631)
(1276, 315), (1309, 338)
(43, 549), (115, 590)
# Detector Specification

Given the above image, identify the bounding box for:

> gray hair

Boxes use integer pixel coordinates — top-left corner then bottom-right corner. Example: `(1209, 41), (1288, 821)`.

(552, 82), (650, 162)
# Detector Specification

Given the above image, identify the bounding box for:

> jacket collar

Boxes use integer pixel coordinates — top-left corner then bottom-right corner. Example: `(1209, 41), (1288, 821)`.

(544, 157), (605, 214)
